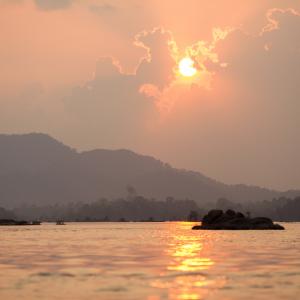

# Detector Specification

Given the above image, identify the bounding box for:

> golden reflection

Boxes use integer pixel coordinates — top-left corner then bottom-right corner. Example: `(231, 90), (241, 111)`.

(166, 228), (214, 273)
(152, 222), (225, 300)
(169, 257), (214, 272)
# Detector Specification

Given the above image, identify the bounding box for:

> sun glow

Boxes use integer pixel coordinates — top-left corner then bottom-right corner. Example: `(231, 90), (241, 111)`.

(179, 57), (197, 77)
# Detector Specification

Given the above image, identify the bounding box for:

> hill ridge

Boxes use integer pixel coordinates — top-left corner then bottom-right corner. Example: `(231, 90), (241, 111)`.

(0, 133), (298, 208)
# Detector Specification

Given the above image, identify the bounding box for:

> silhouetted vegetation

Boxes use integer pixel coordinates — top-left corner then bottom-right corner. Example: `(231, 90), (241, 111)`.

(0, 207), (16, 219)
(246, 196), (300, 222)
(215, 196), (300, 221)
(11, 196), (203, 222)
(187, 210), (200, 221)
(3, 195), (299, 223)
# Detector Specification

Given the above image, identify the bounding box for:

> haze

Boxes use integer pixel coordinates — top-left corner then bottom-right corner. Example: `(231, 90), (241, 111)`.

(0, 0), (299, 191)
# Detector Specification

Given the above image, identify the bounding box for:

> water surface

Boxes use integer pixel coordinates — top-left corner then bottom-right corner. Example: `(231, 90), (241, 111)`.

(0, 222), (299, 299)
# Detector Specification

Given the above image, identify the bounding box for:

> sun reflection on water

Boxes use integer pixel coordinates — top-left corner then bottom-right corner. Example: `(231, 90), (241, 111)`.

(166, 230), (214, 273)
(151, 222), (225, 300)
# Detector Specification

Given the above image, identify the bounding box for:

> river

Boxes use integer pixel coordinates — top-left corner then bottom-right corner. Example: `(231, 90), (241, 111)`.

(0, 222), (299, 299)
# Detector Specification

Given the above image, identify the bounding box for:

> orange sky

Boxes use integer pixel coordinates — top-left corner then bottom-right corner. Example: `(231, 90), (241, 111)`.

(0, 0), (299, 190)
(1, 0), (299, 88)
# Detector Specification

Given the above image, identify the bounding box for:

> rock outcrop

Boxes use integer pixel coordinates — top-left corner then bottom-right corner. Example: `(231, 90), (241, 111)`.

(192, 209), (285, 230)
(0, 219), (41, 226)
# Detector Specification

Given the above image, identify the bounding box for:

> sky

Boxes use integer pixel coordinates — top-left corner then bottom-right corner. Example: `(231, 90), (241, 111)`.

(0, 0), (299, 191)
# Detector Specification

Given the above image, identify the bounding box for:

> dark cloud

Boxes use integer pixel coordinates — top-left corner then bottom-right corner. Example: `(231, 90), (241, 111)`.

(34, 0), (73, 10)
(62, 28), (175, 147)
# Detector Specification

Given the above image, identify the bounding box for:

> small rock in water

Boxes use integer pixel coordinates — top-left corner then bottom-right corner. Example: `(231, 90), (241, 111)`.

(192, 209), (285, 230)
(0, 219), (40, 226)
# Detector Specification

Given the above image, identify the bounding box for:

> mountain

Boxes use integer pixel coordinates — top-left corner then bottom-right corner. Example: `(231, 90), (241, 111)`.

(0, 133), (298, 208)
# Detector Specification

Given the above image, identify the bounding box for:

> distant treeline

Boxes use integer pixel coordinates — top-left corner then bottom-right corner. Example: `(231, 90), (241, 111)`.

(1, 196), (300, 222)
(5, 197), (203, 222)
(215, 196), (300, 222)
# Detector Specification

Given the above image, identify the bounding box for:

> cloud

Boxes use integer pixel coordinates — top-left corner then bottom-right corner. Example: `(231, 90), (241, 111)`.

(138, 27), (230, 112)
(60, 28), (177, 147)
(34, 0), (73, 10)
(134, 28), (177, 88)
(212, 8), (300, 106)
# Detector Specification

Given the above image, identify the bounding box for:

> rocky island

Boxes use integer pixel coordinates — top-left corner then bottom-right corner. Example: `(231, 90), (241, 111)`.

(0, 219), (41, 226)
(192, 209), (285, 230)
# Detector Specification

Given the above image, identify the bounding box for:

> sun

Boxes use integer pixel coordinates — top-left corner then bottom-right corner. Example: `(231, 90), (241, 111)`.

(178, 57), (197, 77)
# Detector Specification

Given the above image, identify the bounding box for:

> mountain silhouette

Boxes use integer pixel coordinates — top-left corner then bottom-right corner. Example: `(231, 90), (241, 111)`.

(0, 133), (298, 208)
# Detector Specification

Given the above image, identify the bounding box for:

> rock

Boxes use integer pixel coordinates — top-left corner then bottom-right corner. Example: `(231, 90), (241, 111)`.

(272, 223), (285, 230)
(0, 219), (34, 226)
(0, 219), (17, 225)
(192, 225), (202, 230)
(236, 212), (245, 218)
(17, 220), (30, 225)
(249, 217), (273, 225)
(225, 209), (236, 217)
(192, 209), (285, 230)
(202, 209), (223, 224)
